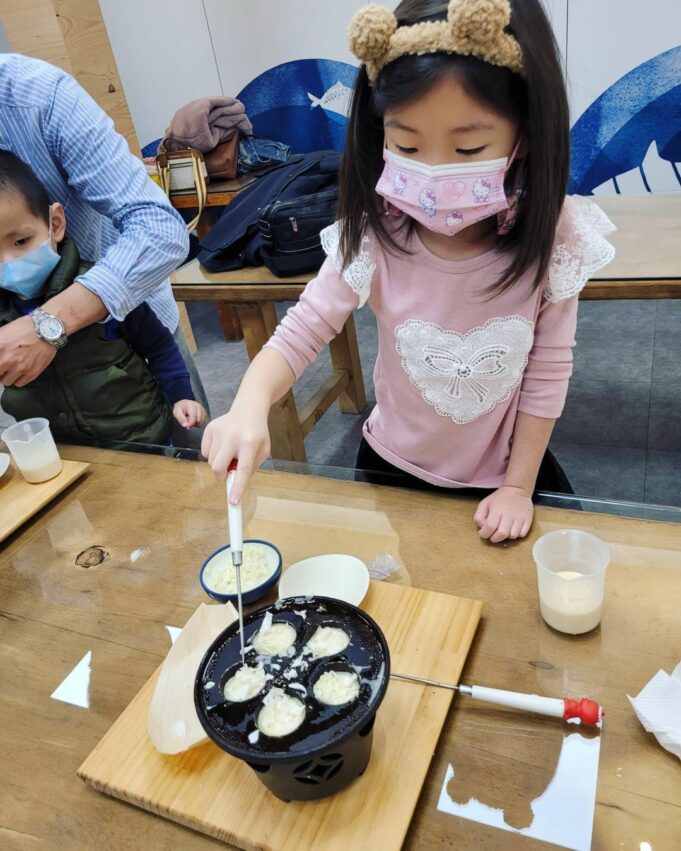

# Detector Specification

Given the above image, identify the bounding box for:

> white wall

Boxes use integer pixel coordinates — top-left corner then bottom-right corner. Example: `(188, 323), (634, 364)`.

(99, 0), (221, 147)
(204, 0), (364, 95)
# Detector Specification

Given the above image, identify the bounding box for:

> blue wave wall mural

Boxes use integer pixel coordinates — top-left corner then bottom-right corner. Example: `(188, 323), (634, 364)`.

(569, 45), (681, 195)
(236, 58), (357, 154)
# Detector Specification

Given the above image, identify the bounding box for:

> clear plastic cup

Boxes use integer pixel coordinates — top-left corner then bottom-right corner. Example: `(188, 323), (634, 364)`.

(533, 530), (610, 635)
(1, 418), (63, 483)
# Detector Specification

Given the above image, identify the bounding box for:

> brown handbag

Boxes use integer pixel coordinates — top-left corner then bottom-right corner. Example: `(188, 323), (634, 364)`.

(203, 130), (239, 180)
(156, 147), (208, 233)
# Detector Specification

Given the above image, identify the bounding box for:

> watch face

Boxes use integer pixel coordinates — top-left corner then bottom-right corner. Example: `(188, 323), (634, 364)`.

(39, 316), (65, 342)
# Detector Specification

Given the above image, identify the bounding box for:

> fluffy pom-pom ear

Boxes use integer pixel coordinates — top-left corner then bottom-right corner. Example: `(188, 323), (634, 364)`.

(348, 4), (398, 63)
(448, 0), (511, 45)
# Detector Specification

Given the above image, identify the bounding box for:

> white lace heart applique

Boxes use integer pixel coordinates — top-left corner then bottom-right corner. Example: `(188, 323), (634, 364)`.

(395, 316), (535, 424)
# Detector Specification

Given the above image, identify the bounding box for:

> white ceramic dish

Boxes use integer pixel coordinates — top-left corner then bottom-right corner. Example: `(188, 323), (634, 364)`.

(278, 554), (370, 607)
(0, 453), (10, 479)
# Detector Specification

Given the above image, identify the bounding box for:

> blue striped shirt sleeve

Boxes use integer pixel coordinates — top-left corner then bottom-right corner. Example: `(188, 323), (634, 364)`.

(41, 71), (189, 320)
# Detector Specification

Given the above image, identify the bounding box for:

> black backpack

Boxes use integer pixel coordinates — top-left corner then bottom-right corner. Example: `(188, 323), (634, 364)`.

(198, 150), (340, 276)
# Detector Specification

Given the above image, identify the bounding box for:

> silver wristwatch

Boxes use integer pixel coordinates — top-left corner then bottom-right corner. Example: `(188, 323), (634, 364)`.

(31, 307), (68, 349)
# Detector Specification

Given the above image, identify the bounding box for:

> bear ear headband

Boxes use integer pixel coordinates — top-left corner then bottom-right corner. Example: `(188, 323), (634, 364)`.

(348, 0), (524, 84)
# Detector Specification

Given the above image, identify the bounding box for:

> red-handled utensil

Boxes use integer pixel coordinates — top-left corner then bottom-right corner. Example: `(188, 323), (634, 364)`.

(391, 673), (603, 725)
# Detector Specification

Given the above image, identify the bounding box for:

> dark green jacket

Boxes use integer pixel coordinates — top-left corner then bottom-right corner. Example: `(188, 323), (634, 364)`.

(0, 238), (174, 444)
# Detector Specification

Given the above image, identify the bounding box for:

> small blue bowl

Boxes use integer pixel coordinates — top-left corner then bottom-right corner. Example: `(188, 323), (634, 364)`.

(199, 540), (282, 604)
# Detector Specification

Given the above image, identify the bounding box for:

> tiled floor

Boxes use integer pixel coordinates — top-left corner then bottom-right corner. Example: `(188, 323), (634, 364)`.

(2, 299), (679, 507)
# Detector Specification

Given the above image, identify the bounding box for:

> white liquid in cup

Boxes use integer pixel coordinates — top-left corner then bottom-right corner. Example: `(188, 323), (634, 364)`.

(533, 532), (610, 635)
(18, 453), (63, 483)
(539, 568), (604, 633)
(2, 418), (63, 484)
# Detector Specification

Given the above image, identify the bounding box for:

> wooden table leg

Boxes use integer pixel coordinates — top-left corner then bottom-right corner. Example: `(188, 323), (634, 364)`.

(328, 313), (367, 413)
(216, 303), (245, 341)
(176, 301), (197, 354)
(238, 302), (307, 463)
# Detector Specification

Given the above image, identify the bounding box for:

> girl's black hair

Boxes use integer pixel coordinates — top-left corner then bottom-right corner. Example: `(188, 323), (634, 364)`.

(338, 0), (570, 294)
(0, 149), (50, 224)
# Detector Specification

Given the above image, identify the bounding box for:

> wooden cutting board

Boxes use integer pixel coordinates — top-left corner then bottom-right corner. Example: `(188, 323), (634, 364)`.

(0, 457), (90, 542)
(78, 581), (482, 851)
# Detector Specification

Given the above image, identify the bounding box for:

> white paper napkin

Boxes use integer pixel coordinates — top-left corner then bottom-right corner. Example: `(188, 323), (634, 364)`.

(627, 661), (681, 760)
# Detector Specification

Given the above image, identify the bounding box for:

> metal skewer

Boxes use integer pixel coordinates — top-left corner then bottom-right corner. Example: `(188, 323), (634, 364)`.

(392, 672), (459, 691)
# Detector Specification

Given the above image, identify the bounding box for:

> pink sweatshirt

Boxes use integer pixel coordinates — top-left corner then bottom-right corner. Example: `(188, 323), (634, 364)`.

(266, 196), (616, 488)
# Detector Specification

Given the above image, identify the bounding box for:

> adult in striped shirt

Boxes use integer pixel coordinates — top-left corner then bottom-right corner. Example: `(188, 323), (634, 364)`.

(0, 53), (207, 442)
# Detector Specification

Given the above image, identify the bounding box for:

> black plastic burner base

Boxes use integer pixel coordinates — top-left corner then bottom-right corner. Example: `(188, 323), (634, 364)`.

(248, 720), (375, 802)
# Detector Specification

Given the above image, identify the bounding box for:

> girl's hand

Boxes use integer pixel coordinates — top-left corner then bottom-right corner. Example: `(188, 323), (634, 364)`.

(474, 486), (534, 544)
(173, 399), (208, 429)
(201, 405), (271, 501)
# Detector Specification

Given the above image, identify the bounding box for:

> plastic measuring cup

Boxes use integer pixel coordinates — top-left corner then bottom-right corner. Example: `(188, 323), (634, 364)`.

(1, 418), (63, 483)
(533, 530), (610, 635)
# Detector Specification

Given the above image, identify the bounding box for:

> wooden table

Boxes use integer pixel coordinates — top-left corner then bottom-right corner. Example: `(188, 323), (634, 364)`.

(1, 444), (679, 850)
(588, 194), (681, 299)
(168, 175), (257, 218)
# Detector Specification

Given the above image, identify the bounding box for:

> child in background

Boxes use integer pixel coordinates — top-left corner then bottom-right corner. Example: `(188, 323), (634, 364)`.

(202, 0), (616, 543)
(0, 150), (205, 444)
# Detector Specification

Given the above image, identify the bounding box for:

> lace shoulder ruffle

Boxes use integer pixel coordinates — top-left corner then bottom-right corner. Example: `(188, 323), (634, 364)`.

(545, 196), (616, 303)
(320, 221), (376, 308)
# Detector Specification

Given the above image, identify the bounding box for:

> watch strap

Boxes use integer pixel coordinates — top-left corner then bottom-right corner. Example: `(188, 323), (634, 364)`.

(31, 307), (68, 349)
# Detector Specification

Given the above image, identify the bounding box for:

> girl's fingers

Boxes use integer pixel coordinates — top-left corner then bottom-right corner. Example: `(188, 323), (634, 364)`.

(520, 517), (533, 538)
(489, 516), (512, 543)
(200, 424), (213, 459)
(231, 451), (258, 504)
(209, 437), (237, 481)
(479, 509), (501, 540)
(508, 518), (524, 540)
(473, 500), (489, 527)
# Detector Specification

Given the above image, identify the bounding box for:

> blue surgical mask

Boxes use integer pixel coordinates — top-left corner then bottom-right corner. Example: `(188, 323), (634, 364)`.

(0, 234), (60, 299)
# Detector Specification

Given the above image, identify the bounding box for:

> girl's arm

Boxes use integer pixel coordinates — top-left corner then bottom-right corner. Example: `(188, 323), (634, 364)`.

(475, 197), (616, 543)
(475, 294), (577, 543)
(202, 348), (295, 501)
(474, 412), (555, 543)
(202, 249), (364, 498)
(503, 412), (556, 494)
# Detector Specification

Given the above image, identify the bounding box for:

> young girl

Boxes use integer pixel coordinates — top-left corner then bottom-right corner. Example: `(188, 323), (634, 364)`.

(202, 0), (615, 543)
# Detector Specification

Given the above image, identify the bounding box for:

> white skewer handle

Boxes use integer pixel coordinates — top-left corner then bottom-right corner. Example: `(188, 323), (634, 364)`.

(461, 685), (564, 718)
(226, 471), (243, 557)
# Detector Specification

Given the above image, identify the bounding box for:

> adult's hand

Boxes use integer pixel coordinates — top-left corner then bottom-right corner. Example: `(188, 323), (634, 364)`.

(0, 315), (56, 387)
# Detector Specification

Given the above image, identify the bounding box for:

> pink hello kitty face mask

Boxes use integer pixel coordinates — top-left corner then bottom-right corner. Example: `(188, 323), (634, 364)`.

(376, 145), (520, 236)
